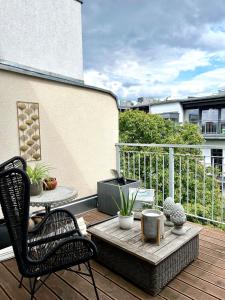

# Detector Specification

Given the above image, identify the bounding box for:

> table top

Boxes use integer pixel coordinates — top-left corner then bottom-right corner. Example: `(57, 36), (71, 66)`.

(30, 186), (78, 208)
(88, 217), (202, 265)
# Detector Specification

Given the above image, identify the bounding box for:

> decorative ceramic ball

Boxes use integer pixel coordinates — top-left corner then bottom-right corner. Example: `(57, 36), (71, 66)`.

(163, 197), (175, 226)
(171, 203), (186, 235)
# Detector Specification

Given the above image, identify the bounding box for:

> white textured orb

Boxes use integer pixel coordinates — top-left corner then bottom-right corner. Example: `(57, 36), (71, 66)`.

(171, 203), (186, 226)
(163, 197), (175, 217)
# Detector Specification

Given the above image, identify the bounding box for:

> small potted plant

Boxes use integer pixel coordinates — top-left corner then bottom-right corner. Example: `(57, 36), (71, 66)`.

(27, 163), (50, 196)
(43, 177), (57, 190)
(114, 187), (138, 229)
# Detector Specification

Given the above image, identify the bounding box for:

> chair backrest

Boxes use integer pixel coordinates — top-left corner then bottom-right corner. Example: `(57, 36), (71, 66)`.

(0, 168), (30, 271)
(0, 156), (27, 173)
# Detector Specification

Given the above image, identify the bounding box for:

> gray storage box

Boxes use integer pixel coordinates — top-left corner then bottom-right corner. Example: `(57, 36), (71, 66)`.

(97, 178), (140, 216)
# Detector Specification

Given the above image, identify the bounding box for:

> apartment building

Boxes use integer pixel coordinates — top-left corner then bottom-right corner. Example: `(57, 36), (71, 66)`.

(120, 93), (225, 170)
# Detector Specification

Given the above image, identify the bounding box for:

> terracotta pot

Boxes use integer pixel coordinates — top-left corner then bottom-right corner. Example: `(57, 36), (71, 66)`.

(44, 177), (57, 190)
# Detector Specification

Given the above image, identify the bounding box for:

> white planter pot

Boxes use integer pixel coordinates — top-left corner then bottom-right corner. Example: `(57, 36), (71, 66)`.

(118, 211), (134, 229)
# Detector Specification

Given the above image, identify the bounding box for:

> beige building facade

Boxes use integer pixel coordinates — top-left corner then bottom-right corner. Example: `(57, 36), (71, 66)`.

(0, 67), (118, 217)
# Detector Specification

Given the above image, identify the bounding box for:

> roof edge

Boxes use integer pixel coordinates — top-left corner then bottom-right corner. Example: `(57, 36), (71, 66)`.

(0, 59), (118, 108)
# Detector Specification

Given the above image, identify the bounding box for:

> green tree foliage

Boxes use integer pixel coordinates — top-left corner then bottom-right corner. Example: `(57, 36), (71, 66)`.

(119, 110), (224, 227)
(119, 110), (204, 145)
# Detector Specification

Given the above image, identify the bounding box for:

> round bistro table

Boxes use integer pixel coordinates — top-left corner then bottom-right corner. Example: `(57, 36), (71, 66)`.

(30, 186), (78, 213)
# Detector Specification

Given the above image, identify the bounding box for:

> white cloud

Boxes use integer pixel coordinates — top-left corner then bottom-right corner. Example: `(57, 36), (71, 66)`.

(83, 1), (225, 100)
(84, 47), (225, 99)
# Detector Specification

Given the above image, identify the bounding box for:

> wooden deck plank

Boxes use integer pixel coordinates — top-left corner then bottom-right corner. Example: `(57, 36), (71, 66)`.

(199, 239), (225, 253)
(201, 227), (225, 240)
(200, 245), (225, 261)
(43, 273), (85, 299)
(191, 259), (225, 278)
(200, 233), (225, 247)
(57, 268), (111, 300)
(0, 264), (30, 300)
(184, 264), (225, 289)
(168, 278), (217, 300)
(159, 286), (192, 300)
(3, 259), (60, 300)
(0, 286), (10, 300)
(177, 271), (225, 299)
(79, 264), (141, 300)
(1, 209), (225, 300)
(198, 252), (225, 270)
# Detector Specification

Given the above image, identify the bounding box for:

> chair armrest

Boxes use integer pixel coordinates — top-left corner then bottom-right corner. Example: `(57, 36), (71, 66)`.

(27, 236), (97, 265)
(28, 209), (82, 245)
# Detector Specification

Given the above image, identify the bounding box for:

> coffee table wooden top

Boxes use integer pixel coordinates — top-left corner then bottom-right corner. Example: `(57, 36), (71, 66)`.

(88, 217), (202, 265)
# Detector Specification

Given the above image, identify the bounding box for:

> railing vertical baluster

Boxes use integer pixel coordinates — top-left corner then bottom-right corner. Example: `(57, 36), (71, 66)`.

(212, 157), (215, 221)
(222, 156), (224, 223)
(179, 156), (182, 204)
(138, 153), (141, 182)
(128, 152), (130, 178)
(156, 154), (158, 206)
(194, 158), (197, 216)
(186, 155), (189, 213)
(149, 154), (152, 188)
(144, 154), (146, 188)
(169, 147), (174, 199)
(162, 154), (165, 203)
(123, 152), (126, 178)
(203, 156), (206, 218)
(133, 152), (135, 179)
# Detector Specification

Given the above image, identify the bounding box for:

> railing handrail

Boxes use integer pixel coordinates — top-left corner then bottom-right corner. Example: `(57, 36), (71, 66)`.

(116, 142), (225, 150)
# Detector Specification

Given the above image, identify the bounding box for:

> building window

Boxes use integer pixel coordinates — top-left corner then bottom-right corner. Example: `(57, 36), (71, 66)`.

(159, 112), (179, 122)
(221, 109), (225, 134)
(202, 109), (219, 134)
(186, 109), (199, 124)
(211, 149), (223, 171)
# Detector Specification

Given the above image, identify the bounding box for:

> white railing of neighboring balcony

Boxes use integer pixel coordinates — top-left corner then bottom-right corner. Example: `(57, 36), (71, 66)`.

(116, 143), (225, 225)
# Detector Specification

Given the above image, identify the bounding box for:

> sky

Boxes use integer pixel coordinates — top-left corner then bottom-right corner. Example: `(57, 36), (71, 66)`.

(82, 0), (225, 102)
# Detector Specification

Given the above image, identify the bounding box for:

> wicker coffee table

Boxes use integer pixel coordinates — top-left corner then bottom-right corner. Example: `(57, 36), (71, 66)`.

(88, 218), (201, 295)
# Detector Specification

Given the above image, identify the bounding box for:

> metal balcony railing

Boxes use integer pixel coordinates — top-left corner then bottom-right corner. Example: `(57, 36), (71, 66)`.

(193, 121), (225, 135)
(116, 143), (225, 225)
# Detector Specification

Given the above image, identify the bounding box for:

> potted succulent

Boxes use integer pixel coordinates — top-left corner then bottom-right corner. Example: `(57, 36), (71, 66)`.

(114, 187), (138, 229)
(27, 163), (50, 196)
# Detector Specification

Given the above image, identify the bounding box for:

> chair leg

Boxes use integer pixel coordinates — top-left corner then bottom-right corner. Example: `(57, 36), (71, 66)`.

(18, 275), (23, 288)
(87, 261), (99, 300)
(29, 277), (38, 300)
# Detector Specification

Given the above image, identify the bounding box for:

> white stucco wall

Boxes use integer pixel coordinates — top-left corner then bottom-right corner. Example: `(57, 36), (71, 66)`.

(0, 0), (83, 80)
(0, 70), (118, 217)
(150, 102), (184, 122)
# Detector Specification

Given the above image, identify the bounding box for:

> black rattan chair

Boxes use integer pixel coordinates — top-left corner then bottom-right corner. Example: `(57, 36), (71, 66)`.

(0, 156), (27, 172)
(0, 168), (99, 299)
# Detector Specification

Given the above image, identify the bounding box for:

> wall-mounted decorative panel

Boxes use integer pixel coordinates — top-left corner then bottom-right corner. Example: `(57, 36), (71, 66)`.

(17, 101), (41, 161)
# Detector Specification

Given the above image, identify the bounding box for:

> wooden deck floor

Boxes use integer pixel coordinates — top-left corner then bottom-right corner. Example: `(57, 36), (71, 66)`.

(1, 209), (225, 300)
